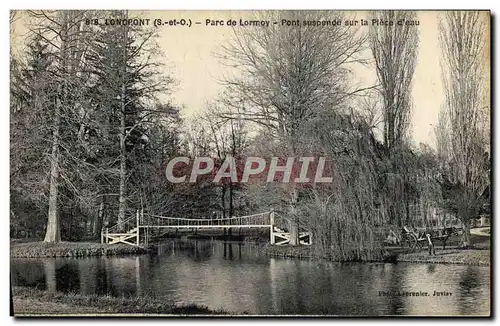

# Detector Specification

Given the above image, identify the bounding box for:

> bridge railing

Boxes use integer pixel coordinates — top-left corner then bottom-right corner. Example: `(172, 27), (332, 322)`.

(144, 211), (272, 227)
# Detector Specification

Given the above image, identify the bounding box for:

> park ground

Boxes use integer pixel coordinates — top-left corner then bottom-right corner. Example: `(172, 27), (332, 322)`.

(395, 227), (490, 266)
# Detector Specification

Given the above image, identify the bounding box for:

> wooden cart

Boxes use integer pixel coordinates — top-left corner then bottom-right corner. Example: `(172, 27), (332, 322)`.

(401, 226), (460, 251)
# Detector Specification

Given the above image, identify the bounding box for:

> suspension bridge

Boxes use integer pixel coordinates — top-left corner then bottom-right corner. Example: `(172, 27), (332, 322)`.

(101, 210), (312, 247)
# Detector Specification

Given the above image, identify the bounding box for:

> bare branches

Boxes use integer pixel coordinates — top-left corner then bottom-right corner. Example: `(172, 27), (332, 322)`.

(437, 11), (489, 188)
(435, 11), (490, 246)
(369, 10), (419, 150)
(12, 10), (176, 240)
(219, 11), (369, 137)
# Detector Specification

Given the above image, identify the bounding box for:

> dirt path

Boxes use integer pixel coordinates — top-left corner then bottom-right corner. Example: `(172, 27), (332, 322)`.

(470, 227), (490, 237)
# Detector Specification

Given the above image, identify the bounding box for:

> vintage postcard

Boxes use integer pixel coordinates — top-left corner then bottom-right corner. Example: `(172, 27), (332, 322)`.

(10, 10), (491, 317)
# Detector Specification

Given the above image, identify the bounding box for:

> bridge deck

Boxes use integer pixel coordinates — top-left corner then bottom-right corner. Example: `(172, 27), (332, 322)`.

(101, 210), (311, 246)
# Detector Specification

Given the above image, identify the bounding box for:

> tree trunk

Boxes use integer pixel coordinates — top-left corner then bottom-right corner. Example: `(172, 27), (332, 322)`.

(44, 11), (74, 243)
(321, 202), (329, 252)
(44, 115), (61, 242)
(94, 198), (105, 237)
(289, 189), (299, 245)
(118, 81), (126, 231)
(44, 44), (64, 243)
(229, 185), (234, 217)
(228, 185), (233, 237)
(461, 218), (472, 248)
(118, 18), (128, 231)
(289, 218), (299, 245)
(405, 193), (410, 227)
(221, 186), (226, 236)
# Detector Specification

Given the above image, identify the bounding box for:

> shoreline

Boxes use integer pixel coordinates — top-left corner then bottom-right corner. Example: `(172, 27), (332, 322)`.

(11, 287), (230, 316)
(10, 241), (149, 258)
(10, 239), (490, 266)
(261, 243), (490, 266)
(395, 249), (490, 266)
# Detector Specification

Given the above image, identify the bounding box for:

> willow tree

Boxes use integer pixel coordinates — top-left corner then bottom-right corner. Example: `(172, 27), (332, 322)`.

(436, 11), (490, 248)
(298, 107), (387, 260)
(220, 11), (368, 245)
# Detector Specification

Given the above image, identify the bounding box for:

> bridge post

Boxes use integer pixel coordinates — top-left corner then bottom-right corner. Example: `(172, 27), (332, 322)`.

(270, 210), (275, 245)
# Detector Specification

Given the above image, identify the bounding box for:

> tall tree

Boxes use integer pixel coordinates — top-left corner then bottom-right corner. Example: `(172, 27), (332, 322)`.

(12, 10), (172, 241)
(436, 11), (490, 248)
(88, 10), (171, 230)
(369, 11), (420, 227)
(10, 35), (55, 238)
(26, 10), (94, 242)
(369, 11), (419, 150)
(117, 11), (129, 231)
(202, 103), (247, 232)
(220, 10), (368, 244)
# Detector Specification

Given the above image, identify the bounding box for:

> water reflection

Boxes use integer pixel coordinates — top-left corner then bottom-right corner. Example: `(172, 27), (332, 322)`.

(11, 240), (490, 316)
(388, 264), (405, 315)
(11, 260), (45, 289)
(457, 266), (488, 316)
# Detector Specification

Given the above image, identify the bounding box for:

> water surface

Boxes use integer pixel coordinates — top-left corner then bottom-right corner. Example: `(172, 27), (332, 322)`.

(11, 240), (490, 315)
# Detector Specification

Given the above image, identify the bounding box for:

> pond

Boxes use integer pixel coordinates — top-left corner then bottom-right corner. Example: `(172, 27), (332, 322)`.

(11, 239), (490, 316)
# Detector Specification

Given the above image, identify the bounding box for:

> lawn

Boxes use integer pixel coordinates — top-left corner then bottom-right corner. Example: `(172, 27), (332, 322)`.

(10, 241), (147, 258)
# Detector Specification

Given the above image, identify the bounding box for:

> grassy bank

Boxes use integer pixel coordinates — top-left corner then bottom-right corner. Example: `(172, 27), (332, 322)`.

(12, 287), (230, 316)
(262, 231), (490, 266)
(261, 243), (389, 262)
(10, 241), (148, 258)
(262, 244), (490, 266)
(396, 249), (490, 266)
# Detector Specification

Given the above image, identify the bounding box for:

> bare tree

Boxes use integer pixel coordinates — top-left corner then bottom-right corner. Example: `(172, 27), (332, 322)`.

(10, 10), (18, 25)
(18, 10), (170, 240)
(369, 10), (419, 150)
(26, 10), (94, 242)
(199, 102), (248, 221)
(220, 10), (369, 244)
(369, 11), (420, 228)
(87, 10), (170, 231)
(436, 11), (490, 248)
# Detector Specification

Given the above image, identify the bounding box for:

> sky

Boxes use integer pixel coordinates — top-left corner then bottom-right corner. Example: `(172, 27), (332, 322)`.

(11, 10), (490, 148)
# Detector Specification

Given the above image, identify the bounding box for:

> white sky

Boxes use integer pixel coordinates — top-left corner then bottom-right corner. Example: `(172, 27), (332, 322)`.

(149, 11), (448, 148)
